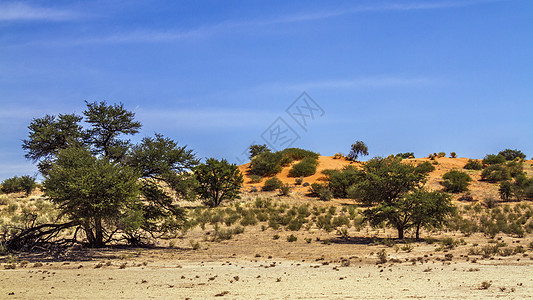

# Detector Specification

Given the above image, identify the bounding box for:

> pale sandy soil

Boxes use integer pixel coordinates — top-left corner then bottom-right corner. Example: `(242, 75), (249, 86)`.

(2, 222), (533, 299)
(1, 249), (532, 299)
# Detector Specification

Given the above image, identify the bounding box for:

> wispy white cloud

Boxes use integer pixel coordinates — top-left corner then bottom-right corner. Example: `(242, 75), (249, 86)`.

(0, 2), (79, 22)
(6, 0), (504, 45)
(246, 77), (443, 94)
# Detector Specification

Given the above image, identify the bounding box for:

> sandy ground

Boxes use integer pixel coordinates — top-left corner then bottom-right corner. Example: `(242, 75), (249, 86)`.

(1, 250), (532, 299)
(2, 222), (533, 299)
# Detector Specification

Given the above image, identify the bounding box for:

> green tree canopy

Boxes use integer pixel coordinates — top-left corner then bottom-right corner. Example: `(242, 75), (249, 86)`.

(347, 140), (369, 161)
(365, 189), (454, 240)
(194, 158), (243, 207)
(19, 101), (199, 248)
(351, 156), (427, 206)
(43, 147), (140, 247)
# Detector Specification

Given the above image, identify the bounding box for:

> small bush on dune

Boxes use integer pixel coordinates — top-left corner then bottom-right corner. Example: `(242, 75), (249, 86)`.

(309, 183), (326, 196)
(415, 161), (435, 174)
(278, 184), (291, 196)
(498, 149), (526, 161)
(288, 157), (319, 177)
(481, 164), (511, 182)
(249, 175), (262, 183)
(279, 148), (319, 161)
(396, 152), (414, 159)
(464, 159), (483, 170)
(318, 189), (333, 201)
(249, 152), (282, 176)
(482, 154), (506, 165)
(263, 177), (283, 191)
(442, 170), (472, 193)
(248, 144), (270, 159)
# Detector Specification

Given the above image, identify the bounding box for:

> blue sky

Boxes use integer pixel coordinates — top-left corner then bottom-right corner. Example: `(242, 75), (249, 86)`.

(0, 0), (532, 180)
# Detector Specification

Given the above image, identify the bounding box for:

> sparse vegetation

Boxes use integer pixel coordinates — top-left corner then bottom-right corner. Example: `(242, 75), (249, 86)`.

(263, 177), (283, 191)
(464, 159), (483, 170)
(482, 154), (506, 165)
(347, 141), (368, 161)
(249, 144), (270, 159)
(441, 170), (472, 193)
(288, 157), (319, 177)
(0, 176), (37, 196)
(498, 149), (526, 161)
(194, 158), (244, 207)
(396, 152), (414, 159)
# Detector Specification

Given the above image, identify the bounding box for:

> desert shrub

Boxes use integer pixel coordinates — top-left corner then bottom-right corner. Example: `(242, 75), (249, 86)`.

(318, 189), (333, 201)
(326, 166), (361, 198)
(287, 218), (304, 231)
(240, 210), (258, 226)
(249, 175), (262, 183)
(1, 175), (36, 196)
(308, 183), (326, 196)
(262, 177), (283, 191)
(286, 234), (297, 242)
(513, 174), (533, 200)
(279, 148), (319, 160)
(294, 177), (303, 185)
(278, 184), (291, 196)
(333, 153), (344, 159)
(396, 152), (414, 159)
(316, 214), (334, 232)
(415, 161), (435, 174)
(279, 155), (294, 167)
(450, 152), (457, 158)
(458, 193), (475, 202)
(288, 157), (318, 177)
(498, 149), (526, 161)
(463, 159), (483, 170)
(249, 152), (282, 176)
(483, 197), (497, 209)
(499, 181), (513, 201)
(248, 144), (270, 159)
(481, 164), (511, 182)
(437, 152), (446, 158)
(505, 161), (524, 178)
(482, 154), (506, 165)
(441, 170), (472, 193)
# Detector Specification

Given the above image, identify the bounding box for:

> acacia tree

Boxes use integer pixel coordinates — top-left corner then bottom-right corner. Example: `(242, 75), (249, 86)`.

(353, 156), (453, 239)
(22, 113), (85, 174)
(43, 147), (140, 247)
(194, 158), (243, 207)
(14, 101), (198, 249)
(351, 156), (427, 206)
(347, 140), (368, 161)
(84, 101), (142, 161)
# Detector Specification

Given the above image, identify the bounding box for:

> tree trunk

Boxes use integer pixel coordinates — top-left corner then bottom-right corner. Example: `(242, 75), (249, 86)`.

(415, 224), (421, 240)
(397, 227), (404, 239)
(93, 217), (104, 247)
